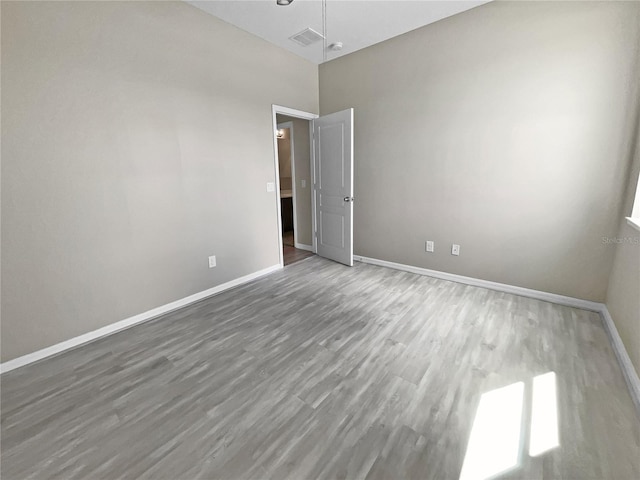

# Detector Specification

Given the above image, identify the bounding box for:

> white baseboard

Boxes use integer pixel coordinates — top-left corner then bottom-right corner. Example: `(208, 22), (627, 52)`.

(0, 264), (282, 374)
(600, 306), (640, 414)
(3, 255), (639, 418)
(353, 255), (602, 311)
(294, 242), (313, 252)
(353, 254), (640, 415)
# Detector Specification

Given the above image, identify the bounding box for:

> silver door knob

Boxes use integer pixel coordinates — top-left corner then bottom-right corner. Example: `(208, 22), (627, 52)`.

(343, 196), (354, 203)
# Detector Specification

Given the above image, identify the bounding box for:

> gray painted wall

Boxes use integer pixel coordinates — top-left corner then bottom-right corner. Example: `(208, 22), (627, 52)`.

(277, 129), (292, 185)
(606, 123), (640, 374)
(1, 1), (318, 362)
(319, 0), (640, 302)
(2, 0), (639, 372)
(277, 115), (313, 247)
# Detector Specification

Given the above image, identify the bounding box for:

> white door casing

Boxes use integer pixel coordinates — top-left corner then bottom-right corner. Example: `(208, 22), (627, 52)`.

(271, 105), (318, 268)
(313, 108), (354, 267)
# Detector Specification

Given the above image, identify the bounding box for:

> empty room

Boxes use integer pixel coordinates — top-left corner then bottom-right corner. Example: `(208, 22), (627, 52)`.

(1, 0), (639, 479)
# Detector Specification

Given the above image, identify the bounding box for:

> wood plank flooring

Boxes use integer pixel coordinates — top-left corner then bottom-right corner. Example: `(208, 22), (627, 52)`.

(282, 231), (313, 266)
(283, 245), (314, 266)
(1, 257), (639, 479)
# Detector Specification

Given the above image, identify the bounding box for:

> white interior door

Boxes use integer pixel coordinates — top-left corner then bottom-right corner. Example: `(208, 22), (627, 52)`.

(313, 108), (354, 267)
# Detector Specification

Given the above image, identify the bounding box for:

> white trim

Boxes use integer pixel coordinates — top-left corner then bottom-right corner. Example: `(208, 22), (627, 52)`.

(310, 120), (318, 254)
(0, 264), (282, 374)
(3, 253), (638, 416)
(600, 306), (640, 414)
(273, 105), (318, 120)
(294, 242), (313, 252)
(271, 105), (318, 267)
(353, 255), (602, 311)
(626, 217), (640, 232)
(353, 254), (640, 415)
(272, 112), (285, 267)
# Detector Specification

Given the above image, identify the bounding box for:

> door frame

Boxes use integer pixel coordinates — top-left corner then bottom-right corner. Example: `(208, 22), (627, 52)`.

(276, 121), (296, 246)
(271, 105), (318, 267)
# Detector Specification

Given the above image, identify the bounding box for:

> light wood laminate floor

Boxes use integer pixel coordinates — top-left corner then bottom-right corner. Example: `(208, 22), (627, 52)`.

(282, 231), (313, 266)
(1, 257), (639, 479)
(283, 245), (314, 266)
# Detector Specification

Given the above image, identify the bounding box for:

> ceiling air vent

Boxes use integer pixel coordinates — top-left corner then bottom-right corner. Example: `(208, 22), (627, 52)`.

(289, 28), (324, 47)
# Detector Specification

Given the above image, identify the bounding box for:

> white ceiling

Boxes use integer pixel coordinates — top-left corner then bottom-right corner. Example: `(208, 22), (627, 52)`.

(187, 0), (490, 64)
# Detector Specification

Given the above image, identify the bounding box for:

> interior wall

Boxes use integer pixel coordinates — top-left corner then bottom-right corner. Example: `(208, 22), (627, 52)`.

(0, 0), (318, 362)
(276, 114), (313, 247)
(277, 128), (292, 188)
(606, 123), (640, 374)
(319, 0), (640, 302)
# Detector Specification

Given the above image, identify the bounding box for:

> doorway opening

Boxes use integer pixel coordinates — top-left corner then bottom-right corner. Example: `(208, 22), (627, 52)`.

(271, 105), (354, 268)
(276, 118), (313, 266)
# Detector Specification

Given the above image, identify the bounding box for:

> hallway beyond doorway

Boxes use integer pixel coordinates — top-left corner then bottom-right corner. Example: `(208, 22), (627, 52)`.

(283, 231), (313, 266)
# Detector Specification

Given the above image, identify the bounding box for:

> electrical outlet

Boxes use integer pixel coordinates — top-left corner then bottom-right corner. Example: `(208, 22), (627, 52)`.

(208, 255), (216, 268)
(301, 179), (307, 188)
(426, 241), (434, 253)
(451, 244), (460, 256)
(266, 182), (275, 192)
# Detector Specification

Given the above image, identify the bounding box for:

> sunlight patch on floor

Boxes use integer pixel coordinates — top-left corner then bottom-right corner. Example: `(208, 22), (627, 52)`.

(460, 372), (560, 480)
(459, 382), (525, 480)
(529, 371), (559, 457)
